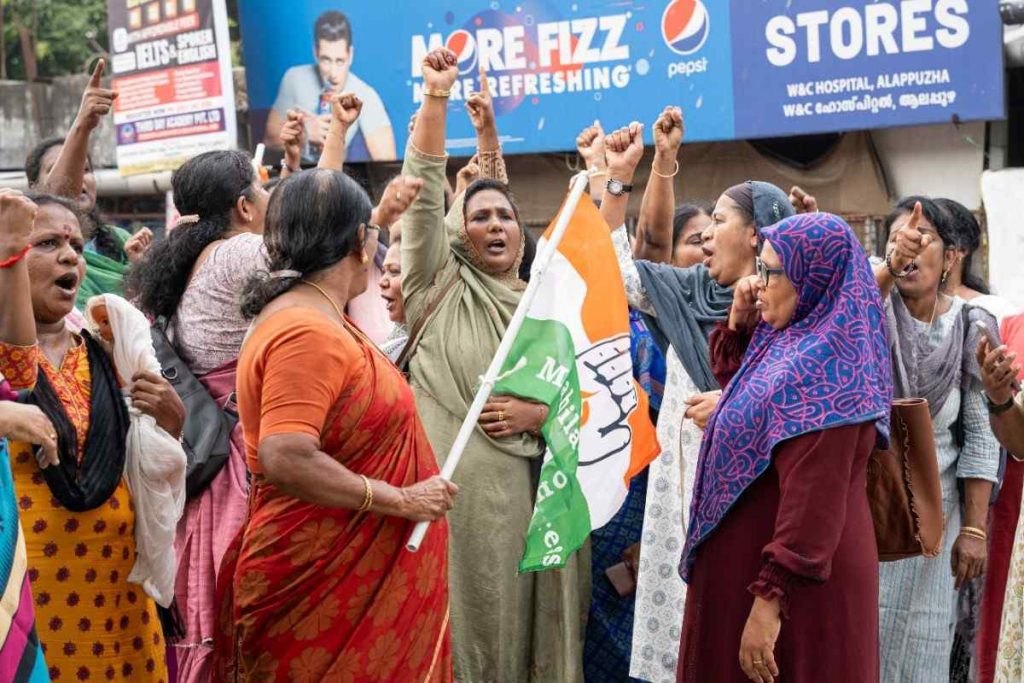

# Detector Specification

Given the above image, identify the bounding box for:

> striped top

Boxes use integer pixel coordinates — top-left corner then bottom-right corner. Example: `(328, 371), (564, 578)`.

(0, 434), (48, 682)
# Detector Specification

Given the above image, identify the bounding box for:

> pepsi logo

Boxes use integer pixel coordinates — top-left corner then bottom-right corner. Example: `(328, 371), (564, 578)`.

(662, 0), (710, 56)
(445, 29), (478, 75)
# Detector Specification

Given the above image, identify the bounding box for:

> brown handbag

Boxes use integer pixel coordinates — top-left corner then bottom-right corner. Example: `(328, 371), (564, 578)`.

(604, 542), (642, 597)
(866, 398), (945, 561)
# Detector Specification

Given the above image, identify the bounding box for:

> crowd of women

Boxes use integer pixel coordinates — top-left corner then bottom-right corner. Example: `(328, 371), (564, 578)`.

(3, 45), (1024, 683)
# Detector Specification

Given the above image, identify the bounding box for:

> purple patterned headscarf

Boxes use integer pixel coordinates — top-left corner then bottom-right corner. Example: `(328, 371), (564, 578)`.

(681, 213), (892, 580)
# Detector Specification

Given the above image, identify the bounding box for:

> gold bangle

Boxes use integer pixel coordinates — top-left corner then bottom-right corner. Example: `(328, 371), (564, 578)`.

(358, 475), (373, 513)
(651, 160), (680, 179)
(960, 526), (987, 540)
(423, 88), (451, 99)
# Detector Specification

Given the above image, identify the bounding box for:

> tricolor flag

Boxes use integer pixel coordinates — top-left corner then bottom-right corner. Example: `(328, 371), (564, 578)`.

(492, 192), (660, 572)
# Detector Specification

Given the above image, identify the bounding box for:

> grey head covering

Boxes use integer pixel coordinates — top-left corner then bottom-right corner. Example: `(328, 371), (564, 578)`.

(636, 181), (794, 392)
(723, 180), (794, 232)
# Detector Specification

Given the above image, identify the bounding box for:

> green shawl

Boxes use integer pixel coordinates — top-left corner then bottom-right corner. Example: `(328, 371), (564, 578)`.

(77, 225), (131, 308)
(401, 145), (539, 461)
(401, 145), (586, 681)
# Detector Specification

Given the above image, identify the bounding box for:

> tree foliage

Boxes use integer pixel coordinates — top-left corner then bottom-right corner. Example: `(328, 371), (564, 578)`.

(2, 0), (109, 80)
(1, 0), (244, 80)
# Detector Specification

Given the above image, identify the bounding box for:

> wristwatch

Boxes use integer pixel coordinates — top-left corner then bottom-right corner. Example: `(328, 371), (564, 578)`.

(605, 179), (634, 197)
(985, 392), (1017, 415)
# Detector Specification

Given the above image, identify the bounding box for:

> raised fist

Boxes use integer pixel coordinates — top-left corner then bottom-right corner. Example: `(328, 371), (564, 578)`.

(0, 189), (39, 245)
(332, 92), (363, 128)
(789, 186), (819, 214)
(604, 122), (646, 179)
(374, 175), (426, 229)
(455, 155), (481, 197)
(652, 106), (684, 156)
(576, 121), (607, 171)
(124, 228), (154, 263)
(422, 48), (459, 92)
(280, 109), (307, 166)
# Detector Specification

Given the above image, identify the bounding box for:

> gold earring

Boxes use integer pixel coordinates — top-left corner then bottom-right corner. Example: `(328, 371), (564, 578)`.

(941, 269), (949, 284)
(360, 251), (369, 264)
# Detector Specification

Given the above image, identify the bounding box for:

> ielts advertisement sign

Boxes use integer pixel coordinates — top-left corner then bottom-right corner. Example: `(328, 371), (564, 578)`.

(238, 0), (1004, 161)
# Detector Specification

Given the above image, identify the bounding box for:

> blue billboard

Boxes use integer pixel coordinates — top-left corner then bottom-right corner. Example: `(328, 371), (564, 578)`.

(237, 0), (1005, 162)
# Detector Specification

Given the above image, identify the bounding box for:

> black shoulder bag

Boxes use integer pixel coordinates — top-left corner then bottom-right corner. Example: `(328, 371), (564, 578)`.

(150, 316), (238, 500)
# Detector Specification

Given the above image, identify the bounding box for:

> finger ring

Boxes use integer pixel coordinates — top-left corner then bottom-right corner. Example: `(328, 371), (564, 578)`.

(396, 191), (403, 202)
(498, 411), (505, 422)
(752, 660), (764, 665)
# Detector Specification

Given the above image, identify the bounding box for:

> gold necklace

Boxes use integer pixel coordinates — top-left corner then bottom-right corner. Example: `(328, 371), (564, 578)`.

(300, 279), (377, 349)
(301, 279), (345, 322)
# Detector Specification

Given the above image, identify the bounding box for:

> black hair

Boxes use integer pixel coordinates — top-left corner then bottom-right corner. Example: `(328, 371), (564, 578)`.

(936, 197), (990, 295)
(126, 150), (256, 319)
(25, 137), (66, 186)
(25, 192), (86, 228)
(25, 137), (120, 261)
(518, 229), (537, 282)
(240, 169), (372, 319)
(884, 196), (956, 247)
(672, 201), (714, 248)
(314, 10), (352, 49)
(463, 178), (521, 224)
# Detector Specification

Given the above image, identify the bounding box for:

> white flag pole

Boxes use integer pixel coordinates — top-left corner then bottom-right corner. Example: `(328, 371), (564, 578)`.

(406, 170), (592, 552)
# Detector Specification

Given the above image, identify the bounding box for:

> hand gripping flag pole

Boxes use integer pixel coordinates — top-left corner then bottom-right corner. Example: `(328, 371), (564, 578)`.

(406, 170), (592, 552)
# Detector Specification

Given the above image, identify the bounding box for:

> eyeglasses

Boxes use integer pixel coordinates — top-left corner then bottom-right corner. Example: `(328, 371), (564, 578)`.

(756, 256), (785, 287)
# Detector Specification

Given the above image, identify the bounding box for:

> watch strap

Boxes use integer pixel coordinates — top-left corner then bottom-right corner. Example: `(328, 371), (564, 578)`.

(986, 393), (1016, 415)
(605, 179), (634, 195)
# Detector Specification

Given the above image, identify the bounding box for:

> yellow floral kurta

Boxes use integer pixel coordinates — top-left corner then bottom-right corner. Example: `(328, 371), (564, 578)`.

(1, 339), (167, 682)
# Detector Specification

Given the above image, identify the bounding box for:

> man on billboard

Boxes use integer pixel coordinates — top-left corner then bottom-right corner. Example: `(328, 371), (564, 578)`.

(263, 10), (396, 162)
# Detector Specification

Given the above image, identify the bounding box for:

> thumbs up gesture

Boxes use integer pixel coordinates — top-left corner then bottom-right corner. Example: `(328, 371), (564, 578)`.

(77, 59), (118, 132)
(888, 201), (933, 274)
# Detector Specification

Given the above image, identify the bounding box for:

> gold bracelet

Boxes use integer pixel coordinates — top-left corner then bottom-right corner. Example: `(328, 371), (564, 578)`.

(358, 475), (373, 513)
(960, 526), (987, 540)
(651, 160), (680, 179)
(423, 88), (451, 99)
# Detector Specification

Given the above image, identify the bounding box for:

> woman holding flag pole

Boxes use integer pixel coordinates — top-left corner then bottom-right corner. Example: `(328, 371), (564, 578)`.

(400, 47), (588, 681)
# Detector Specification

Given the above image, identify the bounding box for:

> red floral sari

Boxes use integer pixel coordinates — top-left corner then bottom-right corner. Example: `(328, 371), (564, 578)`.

(214, 309), (451, 682)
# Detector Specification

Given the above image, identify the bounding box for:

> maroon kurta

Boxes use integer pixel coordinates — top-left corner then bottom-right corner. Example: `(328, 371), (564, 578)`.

(678, 324), (880, 683)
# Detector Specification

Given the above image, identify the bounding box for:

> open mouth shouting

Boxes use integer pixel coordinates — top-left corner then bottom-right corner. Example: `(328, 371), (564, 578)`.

(53, 271), (80, 300)
(485, 238), (507, 256)
(701, 245), (714, 268)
